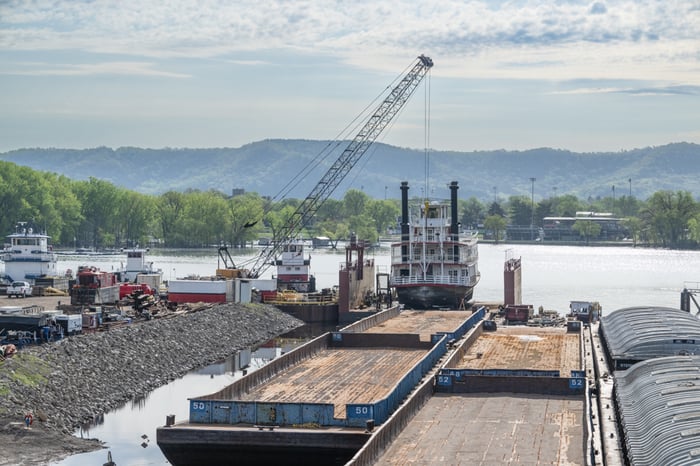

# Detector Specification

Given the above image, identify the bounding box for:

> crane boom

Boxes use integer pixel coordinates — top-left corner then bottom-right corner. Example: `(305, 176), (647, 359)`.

(248, 54), (433, 278)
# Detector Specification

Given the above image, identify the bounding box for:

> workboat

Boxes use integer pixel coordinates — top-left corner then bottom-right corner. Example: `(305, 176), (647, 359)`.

(1, 222), (58, 284)
(262, 236), (376, 325)
(273, 239), (315, 293)
(389, 181), (480, 309)
(117, 247), (162, 283)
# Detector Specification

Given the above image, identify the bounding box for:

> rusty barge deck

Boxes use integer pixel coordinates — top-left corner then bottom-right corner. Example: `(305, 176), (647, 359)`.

(157, 307), (485, 466)
(363, 323), (588, 465)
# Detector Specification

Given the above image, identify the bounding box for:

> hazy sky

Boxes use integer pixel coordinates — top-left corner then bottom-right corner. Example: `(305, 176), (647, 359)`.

(1, 0), (698, 153)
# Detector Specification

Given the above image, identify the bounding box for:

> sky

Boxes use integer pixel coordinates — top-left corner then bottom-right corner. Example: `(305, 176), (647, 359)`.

(1, 0), (699, 154)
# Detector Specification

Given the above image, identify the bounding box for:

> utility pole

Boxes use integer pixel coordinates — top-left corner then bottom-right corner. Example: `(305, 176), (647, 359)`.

(530, 177), (536, 240)
(612, 185), (616, 214)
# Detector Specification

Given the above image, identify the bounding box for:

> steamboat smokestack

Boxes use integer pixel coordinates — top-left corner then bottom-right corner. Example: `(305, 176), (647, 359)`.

(401, 182), (409, 262)
(450, 181), (459, 241)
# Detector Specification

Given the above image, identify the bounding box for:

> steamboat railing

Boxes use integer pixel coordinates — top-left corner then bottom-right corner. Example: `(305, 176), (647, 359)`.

(390, 274), (479, 287)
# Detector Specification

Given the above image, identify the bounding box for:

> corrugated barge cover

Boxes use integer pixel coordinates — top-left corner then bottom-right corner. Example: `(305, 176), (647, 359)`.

(615, 355), (700, 466)
(600, 306), (700, 361)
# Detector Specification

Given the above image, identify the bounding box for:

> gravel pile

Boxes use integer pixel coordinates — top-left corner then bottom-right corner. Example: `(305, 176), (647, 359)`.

(0, 302), (303, 434)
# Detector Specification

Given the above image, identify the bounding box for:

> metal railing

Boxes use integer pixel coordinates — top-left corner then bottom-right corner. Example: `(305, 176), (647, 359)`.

(391, 275), (478, 287)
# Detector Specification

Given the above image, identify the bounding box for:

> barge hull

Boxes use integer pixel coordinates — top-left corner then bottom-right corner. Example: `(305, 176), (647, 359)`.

(157, 425), (368, 466)
(394, 284), (473, 309)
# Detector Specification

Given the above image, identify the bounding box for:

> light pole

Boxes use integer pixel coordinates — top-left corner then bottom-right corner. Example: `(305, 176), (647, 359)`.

(530, 177), (536, 240)
(628, 178), (632, 197)
(612, 185), (615, 214)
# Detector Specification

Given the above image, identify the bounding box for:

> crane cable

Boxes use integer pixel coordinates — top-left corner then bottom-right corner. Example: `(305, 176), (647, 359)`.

(247, 60), (419, 224)
(345, 63), (432, 195)
(424, 68), (431, 201)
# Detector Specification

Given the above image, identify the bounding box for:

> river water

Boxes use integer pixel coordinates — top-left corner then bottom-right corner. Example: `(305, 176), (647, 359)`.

(47, 243), (700, 465)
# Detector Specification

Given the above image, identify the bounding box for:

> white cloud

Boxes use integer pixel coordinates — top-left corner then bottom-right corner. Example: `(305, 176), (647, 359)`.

(0, 0), (697, 153)
(0, 60), (190, 78)
(0, 0), (697, 83)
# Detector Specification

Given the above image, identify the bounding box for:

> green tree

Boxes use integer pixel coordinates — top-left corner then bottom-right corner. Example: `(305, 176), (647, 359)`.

(49, 175), (83, 246)
(157, 191), (185, 247)
(487, 201), (506, 217)
(484, 215), (507, 243)
(508, 195), (535, 226)
(622, 217), (643, 246)
(316, 199), (344, 223)
(266, 205), (300, 242)
(347, 214), (378, 243)
(554, 194), (585, 217)
(165, 189), (224, 247)
(72, 177), (122, 248)
(343, 189), (369, 217)
(640, 191), (697, 248)
(226, 192), (265, 247)
(688, 216), (700, 246)
(572, 220), (602, 245)
(365, 199), (400, 237)
(460, 197), (485, 229)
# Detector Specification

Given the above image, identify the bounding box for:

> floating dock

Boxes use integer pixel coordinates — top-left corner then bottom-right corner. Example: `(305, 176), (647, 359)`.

(157, 307), (485, 465)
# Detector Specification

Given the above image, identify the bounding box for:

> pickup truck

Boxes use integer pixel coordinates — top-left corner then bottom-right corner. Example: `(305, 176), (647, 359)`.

(7, 281), (32, 298)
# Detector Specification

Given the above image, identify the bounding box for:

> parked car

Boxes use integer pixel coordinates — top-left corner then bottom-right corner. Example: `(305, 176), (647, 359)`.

(7, 281), (32, 298)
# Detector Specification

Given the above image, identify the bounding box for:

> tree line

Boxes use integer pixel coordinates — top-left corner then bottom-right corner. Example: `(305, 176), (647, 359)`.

(1, 161), (699, 250)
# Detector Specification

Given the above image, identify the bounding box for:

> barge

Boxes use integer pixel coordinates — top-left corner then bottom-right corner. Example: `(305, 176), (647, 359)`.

(363, 322), (590, 465)
(156, 307), (486, 465)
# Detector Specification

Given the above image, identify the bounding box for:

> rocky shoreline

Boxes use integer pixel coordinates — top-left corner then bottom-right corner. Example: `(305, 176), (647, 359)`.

(0, 302), (303, 465)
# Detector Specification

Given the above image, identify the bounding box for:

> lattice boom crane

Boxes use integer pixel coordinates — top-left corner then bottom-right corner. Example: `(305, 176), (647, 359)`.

(248, 54), (434, 278)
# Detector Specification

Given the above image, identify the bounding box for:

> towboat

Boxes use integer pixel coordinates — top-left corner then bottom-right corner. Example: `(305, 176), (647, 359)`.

(118, 247), (162, 283)
(1, 222), (58, 284)
(273, 239), (315, 293)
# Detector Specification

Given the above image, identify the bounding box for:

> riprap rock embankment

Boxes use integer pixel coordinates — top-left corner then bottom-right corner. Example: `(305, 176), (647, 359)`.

(0, 302), (303, 465)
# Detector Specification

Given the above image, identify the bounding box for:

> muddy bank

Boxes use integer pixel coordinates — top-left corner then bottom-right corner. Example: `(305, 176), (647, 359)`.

(0, 302), (303, 465)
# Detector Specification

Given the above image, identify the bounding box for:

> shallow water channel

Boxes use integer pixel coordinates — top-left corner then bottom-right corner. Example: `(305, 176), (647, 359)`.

(50, 329), (320, 466)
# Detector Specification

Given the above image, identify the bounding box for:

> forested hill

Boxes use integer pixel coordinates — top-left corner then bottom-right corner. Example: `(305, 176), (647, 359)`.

(2, 141), (699, 201)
